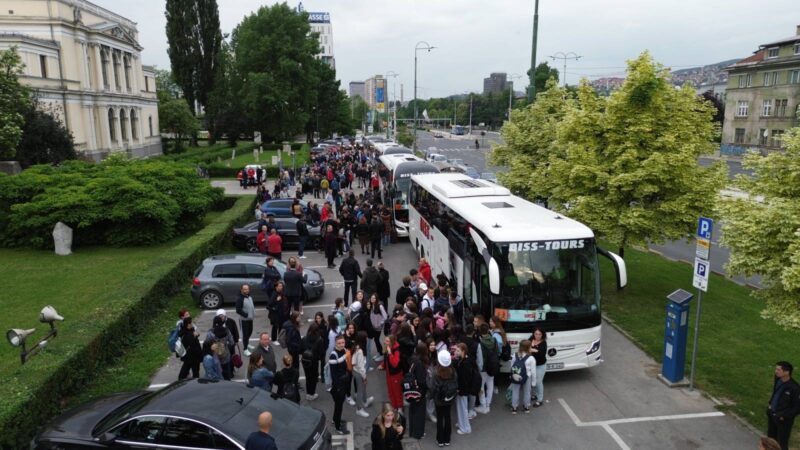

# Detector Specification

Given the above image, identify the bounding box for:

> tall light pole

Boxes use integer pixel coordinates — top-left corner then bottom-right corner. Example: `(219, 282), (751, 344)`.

(550, 52), (582, 87)
(527, 0), (540, 103)
(507, 73), (522, 122)
(414, 41), (435, 151)
(385, 71), (399, 139)
(468, 93), (473, 135)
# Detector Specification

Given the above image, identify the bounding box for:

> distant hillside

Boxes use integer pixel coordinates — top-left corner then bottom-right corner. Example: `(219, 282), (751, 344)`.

(670, 58), (741, 86)
(671, 58), (741, 76)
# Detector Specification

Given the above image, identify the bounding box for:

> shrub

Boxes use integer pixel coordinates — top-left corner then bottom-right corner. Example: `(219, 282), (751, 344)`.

(0, 196), (255, 449)
(0, 159), (224, 248)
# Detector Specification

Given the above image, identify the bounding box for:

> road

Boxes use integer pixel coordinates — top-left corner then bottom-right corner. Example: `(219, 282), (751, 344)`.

(149, 180), (756, 450)
(416, 129), (504, 174)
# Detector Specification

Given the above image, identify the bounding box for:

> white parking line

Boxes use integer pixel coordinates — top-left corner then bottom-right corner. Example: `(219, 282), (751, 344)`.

(558, 398), (725, 450)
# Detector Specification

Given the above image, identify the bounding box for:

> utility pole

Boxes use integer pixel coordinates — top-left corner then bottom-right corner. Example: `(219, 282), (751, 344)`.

(468, 94), (473, 135)
(414, 41), (435, 151)
(507, 74), (522, 122)
(550, 52), (582, 88)
(527, 0), (540, 103)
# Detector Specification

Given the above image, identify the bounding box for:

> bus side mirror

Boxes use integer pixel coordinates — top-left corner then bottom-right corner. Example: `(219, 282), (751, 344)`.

(598, 248), (627, 290)
(488, 258), (501, 295)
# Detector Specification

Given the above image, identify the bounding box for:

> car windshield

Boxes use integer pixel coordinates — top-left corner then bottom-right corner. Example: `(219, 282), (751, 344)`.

(491, 239), (600, 331)
(92, 390), (159, 435)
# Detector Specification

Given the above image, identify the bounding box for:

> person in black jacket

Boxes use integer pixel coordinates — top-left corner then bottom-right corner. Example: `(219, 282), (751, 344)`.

(296, 217), (310, 259)
(339, 250), (362, 306)
(283, 257), (306, 316)
(236, 285), (256, 356)
(178, 317), (202, 380)
(395, 276), (415, 307)
(361, 259), (382, 300)
(371, 403), (405, 450)
(269, 282), (289, 342)
(407, 342), (430, 439)
(274, 353), (301, 403)
(377, 262), (391, 309)
(282, 311), (303, 370)
(369, 216), (383, 258)
(301, 323), (325, 400)
(214, 309), (240, 361)
(767, 361), (800, 450)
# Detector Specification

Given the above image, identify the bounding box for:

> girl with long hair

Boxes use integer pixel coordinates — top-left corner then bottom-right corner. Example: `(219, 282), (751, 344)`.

(370, 402), (405, 450)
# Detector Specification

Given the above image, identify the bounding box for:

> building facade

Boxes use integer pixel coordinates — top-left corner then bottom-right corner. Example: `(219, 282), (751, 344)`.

(298, 3), (334, 69)
(483, 72), (510, 95)
(349, 81), (365, 100)
(364, 75), (385, 110)
(0, 0), (161, 160)
(722, 25), (800, 156)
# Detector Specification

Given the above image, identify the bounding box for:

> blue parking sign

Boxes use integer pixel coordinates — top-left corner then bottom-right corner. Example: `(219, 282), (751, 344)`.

(697, 217), (713, 240)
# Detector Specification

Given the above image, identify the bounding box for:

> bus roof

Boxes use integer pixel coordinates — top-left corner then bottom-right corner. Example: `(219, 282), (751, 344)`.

(410, 172), (594, 242)
(394, 161), (440, 179)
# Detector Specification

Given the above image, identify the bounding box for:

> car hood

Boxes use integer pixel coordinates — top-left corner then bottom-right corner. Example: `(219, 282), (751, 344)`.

(35, 391), (144, 442)
(305, 268), (323, 283)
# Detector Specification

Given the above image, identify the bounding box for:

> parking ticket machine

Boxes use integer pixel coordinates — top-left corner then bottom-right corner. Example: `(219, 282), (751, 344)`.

(662, 289), (693, 383)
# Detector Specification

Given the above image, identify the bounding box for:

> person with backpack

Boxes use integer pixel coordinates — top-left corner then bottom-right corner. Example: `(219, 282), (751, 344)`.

(509, 340), (536, 414)
(476, 323), (500, 414)
(206, 317), (234, 380)
(384, 334), (404, 410)
(367, 294), (388, 364)
(282, 311), (303, 370)
(453, 343), (477, 435)
(168, 308), (190, 355)
(406, 342), (430, 439)
(274, 354), (301, 403)
(529, 327), (548, 407)
(429, 350), (457, 447)
(352, 332), (374, 418)
(177, 316), (202, 380)
(301, 323), (325, 401)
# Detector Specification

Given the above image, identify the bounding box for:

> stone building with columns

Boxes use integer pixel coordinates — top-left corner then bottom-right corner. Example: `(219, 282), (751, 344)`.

(0, 0), (161, 160)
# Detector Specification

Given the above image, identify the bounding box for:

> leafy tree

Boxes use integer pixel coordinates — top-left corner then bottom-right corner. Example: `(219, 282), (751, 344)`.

(310, 60), (353, 139)
(490, 79), (571, 198)
(0, 47), (30, 160)
(504, 52), (726, 257)
(16, 100), (76, 168)
(531, 62), (559, 95)
(350, 96), (369, 132)
(165, 0), (222, 115)
(159, 97), (200, 152)
(231, 3), (319, 142)
(155, 69), (181, 101)
(717, 125), (800, 329)
(206, 38), (246, 146)
(700, 90), (724, 125)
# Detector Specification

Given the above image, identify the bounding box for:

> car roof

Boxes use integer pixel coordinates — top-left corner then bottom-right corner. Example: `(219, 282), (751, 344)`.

(136, 380), (323, 445)
(205, 254), (271, 264)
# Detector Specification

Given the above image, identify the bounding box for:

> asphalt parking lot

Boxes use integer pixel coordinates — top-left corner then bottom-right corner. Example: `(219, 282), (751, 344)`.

(150, 234), (758, 449)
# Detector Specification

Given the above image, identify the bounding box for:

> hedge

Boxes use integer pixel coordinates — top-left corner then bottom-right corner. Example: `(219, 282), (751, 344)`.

(0, 196), (254, 449)
(158, 142), (305, 166)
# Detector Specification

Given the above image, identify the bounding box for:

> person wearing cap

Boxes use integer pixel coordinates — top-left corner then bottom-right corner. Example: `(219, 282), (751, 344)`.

(215, 308), (240, 353)
(429, 350), (457, 447)
(206, 316), (234, 380)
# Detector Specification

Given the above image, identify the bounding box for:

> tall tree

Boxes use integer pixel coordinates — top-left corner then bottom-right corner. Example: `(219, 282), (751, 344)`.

(206, 38), (246, 145)
(504, 52), (726, 257)
(231, 3), (319, 142)
(532, 62), (559, 95)
(311, 60), (352, 139)
(717, 125), (800, 329)
(165, 0), (222, 113)
(16, 99), (75, 168)
(159, 98), (200, 153)
(0, 47), (29, 160)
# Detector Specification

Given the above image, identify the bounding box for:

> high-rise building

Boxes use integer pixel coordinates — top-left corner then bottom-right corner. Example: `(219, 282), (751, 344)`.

(483, 72), (508, 94)
(721, 25), (800, 156)
(0, 0), (161, 160)
(299, 2), (334, 69)
(364, 75), (386, 110)
(349, 81), (365, 99)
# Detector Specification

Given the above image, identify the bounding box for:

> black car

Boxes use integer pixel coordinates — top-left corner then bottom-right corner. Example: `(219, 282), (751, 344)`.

(32, 379), (332, 450)
(232, 218), (322, 253)
(260, 199), (308, 218)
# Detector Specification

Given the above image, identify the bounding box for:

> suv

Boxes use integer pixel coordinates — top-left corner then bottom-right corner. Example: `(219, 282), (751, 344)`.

(191, 255), (325, 309)
(232, 218), (322, 253)
(260, 199), (308, 218)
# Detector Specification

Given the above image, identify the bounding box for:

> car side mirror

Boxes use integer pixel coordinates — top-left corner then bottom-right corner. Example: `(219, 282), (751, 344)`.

(96, 432), (116, 444)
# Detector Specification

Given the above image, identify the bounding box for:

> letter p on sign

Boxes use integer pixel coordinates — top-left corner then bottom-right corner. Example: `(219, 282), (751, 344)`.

(697, 217), (713, 240)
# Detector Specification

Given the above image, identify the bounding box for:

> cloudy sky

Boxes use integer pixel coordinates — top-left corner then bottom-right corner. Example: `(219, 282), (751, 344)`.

(96, 0), (799, 99)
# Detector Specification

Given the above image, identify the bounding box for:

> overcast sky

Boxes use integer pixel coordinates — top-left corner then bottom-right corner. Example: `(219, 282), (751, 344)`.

(96, 0), (800, 99)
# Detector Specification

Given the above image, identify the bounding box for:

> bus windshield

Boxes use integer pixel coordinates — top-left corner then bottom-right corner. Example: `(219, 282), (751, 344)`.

(393, 179), (410, 222)
(491, 239), (600, 331)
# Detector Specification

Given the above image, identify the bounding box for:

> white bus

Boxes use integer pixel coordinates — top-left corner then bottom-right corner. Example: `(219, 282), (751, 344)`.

(378, 155), (440, 237)
(408, 173), (627, 372)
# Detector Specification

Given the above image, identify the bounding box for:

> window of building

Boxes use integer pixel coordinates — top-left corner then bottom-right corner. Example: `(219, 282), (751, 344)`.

(759, 129), (768, 146)
(771, 129), (785, 147)
(144, 76), (149, 92)
(108, 109), (116, 142)
(734, 128), (746, 144)
(776, 99), (788, 116)
(767, 47), (780, 58)
(736, 100), (749, 117)
(791, 70), (800, 84)
(762, 99), (773, 117)
(113, 51), (121, 89)
(101, 48), (109, 88)
(763, 71), (778, 86)
(148, 115), (153, 136)
(130, 109), (138, 140)
(794, 42), (800, 55)
(124, 54), (131, 90)
(120, 109), (128, 141)
(39, 55), (47, 78)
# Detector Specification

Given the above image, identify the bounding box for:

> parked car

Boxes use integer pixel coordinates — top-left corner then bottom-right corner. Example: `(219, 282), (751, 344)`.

(260, 199), (308, 218)
(427, 153), (447, 163)
(191, 254), (325, 309)
(31, 379), (332, 450)
(233, 218), (322, 253)
(459, 165), (480, 179)
(480, 172), (498, 184)
(448, 158), (464, 166)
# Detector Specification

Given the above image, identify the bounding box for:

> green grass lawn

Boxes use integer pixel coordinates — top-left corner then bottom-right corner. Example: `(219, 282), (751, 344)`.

(599, 245), (800, 441)
(226, 144), (311, 169)
(0, 210), (224, 381)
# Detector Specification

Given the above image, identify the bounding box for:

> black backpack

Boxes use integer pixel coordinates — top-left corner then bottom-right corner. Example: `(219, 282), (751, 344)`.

(437, 377), (458, 405)
(480, 336), (501, 377)
(510, 355), (530, 385)
(281, 381), (300, 403)
(402, 363), (422, 402)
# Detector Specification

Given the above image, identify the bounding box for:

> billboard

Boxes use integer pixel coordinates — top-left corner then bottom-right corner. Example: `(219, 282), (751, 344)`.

(376, 79), (385, 111)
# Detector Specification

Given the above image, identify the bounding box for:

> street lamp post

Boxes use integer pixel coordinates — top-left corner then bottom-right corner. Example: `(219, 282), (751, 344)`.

(527, 0), (540, 103)
(550, 52), (582, 87)
(385, 71), (399, 140)
(468, 94), (473, 135)
(507, 73), (522, 122)
(414, 41), (435, 151)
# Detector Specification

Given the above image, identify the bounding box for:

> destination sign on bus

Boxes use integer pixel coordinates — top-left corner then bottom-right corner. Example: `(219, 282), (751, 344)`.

(509, 239), (586, 252)
(494, 308), (547, 322)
